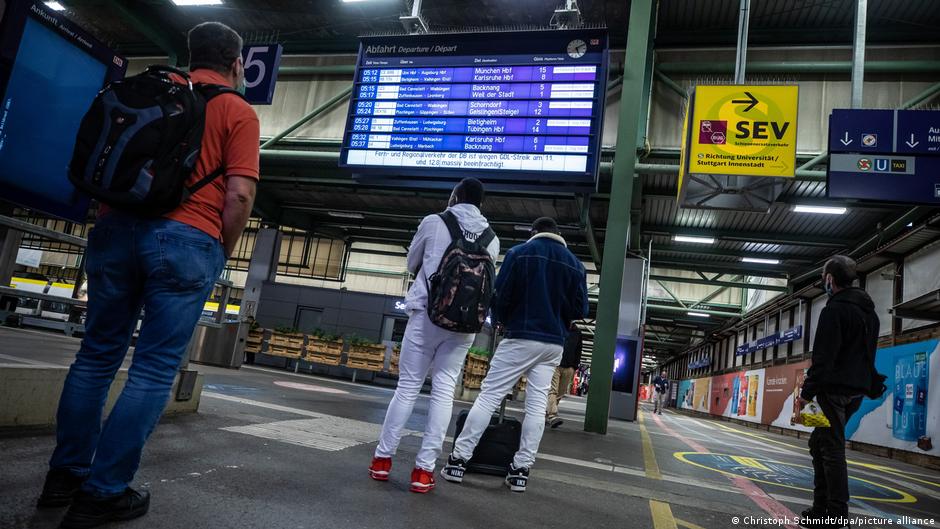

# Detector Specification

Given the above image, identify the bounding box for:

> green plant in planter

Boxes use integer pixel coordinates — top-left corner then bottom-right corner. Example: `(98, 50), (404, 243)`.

(468, 346), (493, 357)
(274, 326), (298, 334)
(347, 334), (380, 347)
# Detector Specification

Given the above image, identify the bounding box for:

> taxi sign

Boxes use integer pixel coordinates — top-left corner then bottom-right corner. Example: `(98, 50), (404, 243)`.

(687, 85), (799, 178)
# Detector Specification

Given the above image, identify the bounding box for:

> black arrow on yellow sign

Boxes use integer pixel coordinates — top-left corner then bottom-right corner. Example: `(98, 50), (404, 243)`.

(732, 91), (759, 112)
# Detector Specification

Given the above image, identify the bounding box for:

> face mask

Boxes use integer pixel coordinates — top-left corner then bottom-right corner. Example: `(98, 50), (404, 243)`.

(824, 279), (834, 296)
(234, 60), (246, 94)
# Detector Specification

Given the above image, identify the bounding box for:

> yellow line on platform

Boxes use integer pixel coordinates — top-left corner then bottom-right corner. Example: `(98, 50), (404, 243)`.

(650, 500), (679, 529)
(676, 519), (707, 529)
(639, 410), (662, 480)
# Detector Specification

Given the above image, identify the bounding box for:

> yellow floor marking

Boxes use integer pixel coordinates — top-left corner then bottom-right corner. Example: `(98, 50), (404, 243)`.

(715, 422), (808, 452)
(731, 456), (772, 471)
(676, 519), (707, 529)
(639, 410), (663, 480)
(650, 500), (679, 529)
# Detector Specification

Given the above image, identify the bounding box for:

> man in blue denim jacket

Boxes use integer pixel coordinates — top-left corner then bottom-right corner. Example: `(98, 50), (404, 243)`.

(443, 217), (588, 493)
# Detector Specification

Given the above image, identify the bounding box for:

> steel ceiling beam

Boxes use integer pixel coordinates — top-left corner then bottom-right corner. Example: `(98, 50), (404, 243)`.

(643, 224), (847, 248)
(656, 60), (940, 75)
(651, 244), (815, 264)
(110, 0), (187, 66)
(648, 274), (789, 293)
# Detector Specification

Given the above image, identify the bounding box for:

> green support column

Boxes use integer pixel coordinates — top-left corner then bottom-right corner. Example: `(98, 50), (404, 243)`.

(584, 0), (657, 434)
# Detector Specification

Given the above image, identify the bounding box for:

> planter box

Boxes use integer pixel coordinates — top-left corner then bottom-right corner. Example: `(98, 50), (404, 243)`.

(270, 332), (304, 349)
(347, 343), (386, 362)
(306, 338), (344, 356)
(345, 357), (384, 372)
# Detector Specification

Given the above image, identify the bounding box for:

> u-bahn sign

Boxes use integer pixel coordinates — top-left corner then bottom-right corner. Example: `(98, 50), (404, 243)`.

(686, 85), (799, 178)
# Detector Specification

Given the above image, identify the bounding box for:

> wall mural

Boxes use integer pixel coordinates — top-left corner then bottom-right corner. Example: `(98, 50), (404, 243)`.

(674, 339), (938, 457)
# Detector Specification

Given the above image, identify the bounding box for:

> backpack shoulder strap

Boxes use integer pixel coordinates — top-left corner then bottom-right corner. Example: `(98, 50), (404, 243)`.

(477, 228), (496, 252)
(183, 84), (247, 197)
(195, 83), (247, 103)
(437, 211), (464, 242)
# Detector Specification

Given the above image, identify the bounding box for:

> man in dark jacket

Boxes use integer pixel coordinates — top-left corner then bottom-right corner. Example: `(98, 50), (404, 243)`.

(442, 217), (589, 493)
(799, 255), (879, 529)
(653, 370), (669, 414)
(546, 322), (583, 428)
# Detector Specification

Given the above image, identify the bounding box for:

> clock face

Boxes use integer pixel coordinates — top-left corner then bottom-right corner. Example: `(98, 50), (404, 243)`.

(567, 39), (587, 59)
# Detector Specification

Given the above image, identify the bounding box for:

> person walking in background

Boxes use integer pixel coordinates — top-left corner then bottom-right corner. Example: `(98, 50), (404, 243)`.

(442, 217), (588, 493)
(370, 178), (499, 494)
(39, 22), (259, 528)
(546, 321), (583, 428)
(653, 369), (670, 415)
(798, 256), (880, 529)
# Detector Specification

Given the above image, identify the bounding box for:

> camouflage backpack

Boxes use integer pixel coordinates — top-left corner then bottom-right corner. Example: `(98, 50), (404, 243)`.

(427, 211), (496, 333)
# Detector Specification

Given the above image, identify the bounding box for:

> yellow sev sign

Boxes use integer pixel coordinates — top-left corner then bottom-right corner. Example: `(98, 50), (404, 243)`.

(687, 85), (799, 178)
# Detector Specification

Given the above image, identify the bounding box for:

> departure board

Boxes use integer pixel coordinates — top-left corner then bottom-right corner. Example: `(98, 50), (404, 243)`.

(340, 29), (609, 191)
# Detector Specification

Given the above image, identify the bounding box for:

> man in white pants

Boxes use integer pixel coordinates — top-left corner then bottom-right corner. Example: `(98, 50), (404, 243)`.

(369, 178), (499, 494)
(442, 217), (588, 493)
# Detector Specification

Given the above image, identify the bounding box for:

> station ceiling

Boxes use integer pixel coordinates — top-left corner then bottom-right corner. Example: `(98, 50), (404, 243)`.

(48, 0), (940, 363)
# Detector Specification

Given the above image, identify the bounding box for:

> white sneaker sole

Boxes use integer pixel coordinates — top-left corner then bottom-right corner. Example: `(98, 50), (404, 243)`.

(505, 479), (526, 493)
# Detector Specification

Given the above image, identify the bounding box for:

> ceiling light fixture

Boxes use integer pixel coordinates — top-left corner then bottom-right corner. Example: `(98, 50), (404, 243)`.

(171, 0), (223, 6)
(687, 312), (710, 318)
(792, 205), (847, 215)
(741, 257), (781, 265)
(673, 235), (715, 244)
(514, 225), (533, 232)
(44, 1), (66, 10)
(327, 211), (364, 219)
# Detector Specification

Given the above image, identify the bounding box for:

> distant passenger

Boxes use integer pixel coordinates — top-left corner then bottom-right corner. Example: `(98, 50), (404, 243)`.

(443, 217), (588, 493)
(39, 22), (259, 528)
(545, 321), (583, 428)
(798, 255), (880, 529)
(653, 369), (669, 415)
(370, 177), (500, 493)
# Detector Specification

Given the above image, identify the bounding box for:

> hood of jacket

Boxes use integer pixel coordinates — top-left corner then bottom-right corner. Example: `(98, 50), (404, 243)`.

(828, 287), (876, 313)
(446, 203), (490, 236)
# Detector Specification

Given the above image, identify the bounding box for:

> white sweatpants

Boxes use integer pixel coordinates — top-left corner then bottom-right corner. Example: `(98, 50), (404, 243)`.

(453, 338), (563, 469)
(375, 310), (474, 471)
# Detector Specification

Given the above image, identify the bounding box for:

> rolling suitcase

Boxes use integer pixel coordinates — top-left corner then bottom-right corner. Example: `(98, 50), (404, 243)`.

(453, 395), (521, 475)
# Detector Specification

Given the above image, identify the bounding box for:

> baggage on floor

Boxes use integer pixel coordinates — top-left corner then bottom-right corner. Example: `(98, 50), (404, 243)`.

(453, 396), (521, 476)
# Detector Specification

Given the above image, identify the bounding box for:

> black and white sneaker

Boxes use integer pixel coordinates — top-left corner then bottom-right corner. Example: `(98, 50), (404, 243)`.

(505, 464), (529, 493)
(441, 454), (468, 483)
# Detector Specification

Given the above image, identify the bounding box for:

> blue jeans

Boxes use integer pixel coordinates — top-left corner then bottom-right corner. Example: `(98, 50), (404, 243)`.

(50, 213), (224, 496)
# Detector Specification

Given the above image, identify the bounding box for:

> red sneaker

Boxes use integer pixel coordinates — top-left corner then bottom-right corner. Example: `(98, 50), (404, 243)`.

(369, 457), (392, 481)
(409, 467), (436, 493)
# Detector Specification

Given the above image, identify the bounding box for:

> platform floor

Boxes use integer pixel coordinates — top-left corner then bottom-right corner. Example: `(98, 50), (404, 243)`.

(1, 326), (939, 529)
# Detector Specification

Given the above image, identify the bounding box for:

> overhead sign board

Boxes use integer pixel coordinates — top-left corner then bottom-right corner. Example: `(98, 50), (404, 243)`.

(687, 85), (799, 178)
(779, 325), (803, 344)
(755, 333), (779, 351)
(241, 43), (283, 105)
(828, 109), (940, 205)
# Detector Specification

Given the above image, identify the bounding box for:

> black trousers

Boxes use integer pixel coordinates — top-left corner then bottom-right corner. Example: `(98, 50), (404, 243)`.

(809, 393), (863, 517)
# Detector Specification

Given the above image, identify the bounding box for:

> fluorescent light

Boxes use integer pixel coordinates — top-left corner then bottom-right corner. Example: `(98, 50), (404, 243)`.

(327, 211), (364, 219)
(793, 205), (847, 215)
(44, 1), (65, 10)
(514, 225), (532, 232)
(687, 312), (710, 318)
(907, 222), (914, 228)
(171, 0), (223, 5)
(673, 235), (715, 244)
(742, 257), (781, 265)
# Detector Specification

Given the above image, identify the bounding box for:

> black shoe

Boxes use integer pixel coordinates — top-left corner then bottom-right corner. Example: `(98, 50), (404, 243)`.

(60, 488), (150, 529)
(798, 507), (827, 528)
(505, 464), (529, 493)
(37, 469), (87, 509)
(441, 454), (468, 484)
(550, 417), (564, 429)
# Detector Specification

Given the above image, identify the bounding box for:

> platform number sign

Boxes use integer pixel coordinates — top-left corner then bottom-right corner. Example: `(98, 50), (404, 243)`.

(240, 44), (283, 105)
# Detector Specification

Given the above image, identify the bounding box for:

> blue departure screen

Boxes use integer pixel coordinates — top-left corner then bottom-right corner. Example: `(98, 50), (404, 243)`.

(340, 30), (609, 190)
(0, 6), (119, 221)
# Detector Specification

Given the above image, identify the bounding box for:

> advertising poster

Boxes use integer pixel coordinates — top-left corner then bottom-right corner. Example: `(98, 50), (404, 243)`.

(678, 379), (694, 410)
(847, 339), (938, 455)
(691, 376), (712, 413)
(731, 368), (765, 423)
(762, 361), (813, 433)
(710, 373), (738, 417)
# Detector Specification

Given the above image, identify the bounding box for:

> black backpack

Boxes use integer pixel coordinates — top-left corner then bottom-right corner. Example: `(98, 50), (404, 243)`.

(69, 65), (242, 217)
(427, 211), (496, 333)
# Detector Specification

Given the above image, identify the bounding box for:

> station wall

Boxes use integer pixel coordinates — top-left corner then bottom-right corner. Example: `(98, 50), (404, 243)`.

(673, 339), (938, 457)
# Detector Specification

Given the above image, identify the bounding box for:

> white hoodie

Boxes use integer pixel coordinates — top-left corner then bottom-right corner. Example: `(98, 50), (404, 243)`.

(404, 203), (500, 314)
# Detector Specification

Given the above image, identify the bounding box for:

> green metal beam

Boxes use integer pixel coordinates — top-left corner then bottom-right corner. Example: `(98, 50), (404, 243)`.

(585, 0), (654, 435)
(651, 245), (815, 263)
(261, 86), (353, 150)
(901, 81), (940, 109)
(657, 61), (940, 75)
(654, 69), (688, 100)
(577, 195), (602, 270)
(648, 274), (789, 293)
(654, 281), (687, 309)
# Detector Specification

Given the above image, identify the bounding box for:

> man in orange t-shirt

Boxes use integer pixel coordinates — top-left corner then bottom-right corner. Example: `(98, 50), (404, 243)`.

(40, 22), (259, 528)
